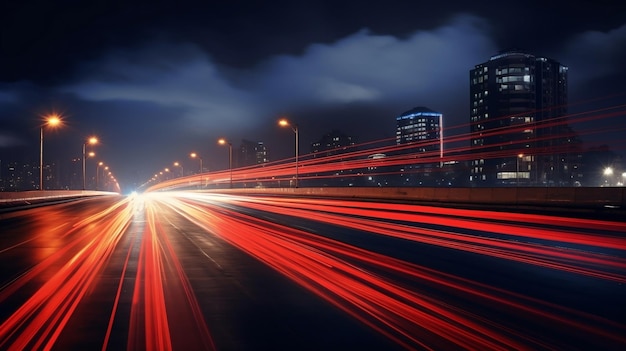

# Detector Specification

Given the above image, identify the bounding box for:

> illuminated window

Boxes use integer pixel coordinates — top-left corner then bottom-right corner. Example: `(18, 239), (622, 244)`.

(497, 172), (517, 179)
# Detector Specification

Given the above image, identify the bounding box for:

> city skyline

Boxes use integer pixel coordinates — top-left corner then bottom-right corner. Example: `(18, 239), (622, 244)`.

(1, 1), (625, 191)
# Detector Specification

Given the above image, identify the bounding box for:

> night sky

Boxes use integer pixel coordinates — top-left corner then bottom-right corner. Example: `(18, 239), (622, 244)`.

(2, 0), (625, 191)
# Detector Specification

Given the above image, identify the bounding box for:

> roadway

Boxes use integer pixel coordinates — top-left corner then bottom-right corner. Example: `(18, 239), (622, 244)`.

(1, 192), (625, 350)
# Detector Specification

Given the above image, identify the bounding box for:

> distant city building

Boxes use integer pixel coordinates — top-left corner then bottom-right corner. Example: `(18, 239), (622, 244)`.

(396, 106), (443, 150)
(42, 161), (60, 190)
(238, 139), (269, 167)
(64, 157), (82, 190)
(309, 130), (358, 186)
(365, 153), (391, 187)
(395, 106), (443, 186)
(0, 161), (38, 191)
(0, 158), (88, 191)
(311, 130), (356, 156)
(469, 50), (581, 186)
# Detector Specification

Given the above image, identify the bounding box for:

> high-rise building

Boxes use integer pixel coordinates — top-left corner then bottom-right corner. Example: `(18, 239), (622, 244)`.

(395, 106), (443, 186)
(238, 139), (269, 167)
(1, 161), (38, 191)
(469, 50), (579, 186)
(311, 130), (356, 156)
(396, 106), (443, 150)
(308, 130), (358, 186)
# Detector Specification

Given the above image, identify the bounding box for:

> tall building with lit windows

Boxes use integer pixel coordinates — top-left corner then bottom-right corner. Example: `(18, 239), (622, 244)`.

(238, 139), (269, 167)
(469, 50), (578, 186)
(311, 130), (356, 156)
(396, 106), (443, 149)
(396, 106), (443, 186)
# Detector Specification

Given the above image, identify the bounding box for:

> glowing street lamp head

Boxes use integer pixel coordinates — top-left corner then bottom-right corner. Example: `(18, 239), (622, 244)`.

(278, 119), (290, 127)
(46, 115), (62, 127)
(518, 153), (524, 158)
(88, 137), (98, 145)
(218, 138), (227, 145)
(88, 151), (95, 158)
(174, 162), (180, 167)
(98, 161), (104, 166)
(190, 152), (198, 159)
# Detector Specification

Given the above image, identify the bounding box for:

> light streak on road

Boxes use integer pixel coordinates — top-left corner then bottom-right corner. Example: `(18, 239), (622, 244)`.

(208, 195), (626, 282)
(127, 199), (215, 351)
(0, 192), (624, 349)
(0, 195), (216, 351)
(160, 192), (626, 349)
(0, 197), (135, 350)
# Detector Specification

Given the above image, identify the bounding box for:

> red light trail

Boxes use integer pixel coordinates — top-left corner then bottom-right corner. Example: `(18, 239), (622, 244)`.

(143, 101), (626, 191)
(0, 193), (624, 349)
(161, 192), (626, 349)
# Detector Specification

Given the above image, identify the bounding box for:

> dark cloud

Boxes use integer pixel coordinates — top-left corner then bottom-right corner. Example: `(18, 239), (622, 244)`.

(60, 15), (494, 135)
(560, 23), (626, 84)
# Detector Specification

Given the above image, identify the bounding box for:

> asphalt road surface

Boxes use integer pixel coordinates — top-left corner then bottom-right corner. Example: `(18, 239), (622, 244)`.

(1, 192), (625, 350)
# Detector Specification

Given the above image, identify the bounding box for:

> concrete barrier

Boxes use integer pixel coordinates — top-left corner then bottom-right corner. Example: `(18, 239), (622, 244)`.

(210, 187), (626, 209)
(0, 191), (119, 203)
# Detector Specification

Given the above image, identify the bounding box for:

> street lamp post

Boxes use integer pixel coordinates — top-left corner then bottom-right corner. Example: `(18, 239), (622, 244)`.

(106, 170), (112, 190)
(174, 162), (184, 177)
(103, 166), (109, 190)
(96, 161), (104, 190)
(279, 118), (299, 188)
(516, 153), (524, 185)
(39, 115), (62, 190)
(83, 137), (98, 190)
(190, 152), (203, 188)
(218, 138), (233, 188)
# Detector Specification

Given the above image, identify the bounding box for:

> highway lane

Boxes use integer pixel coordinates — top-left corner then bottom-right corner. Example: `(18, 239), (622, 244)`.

(0, 194), (400, 350)
(0, 192), (625, 350)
